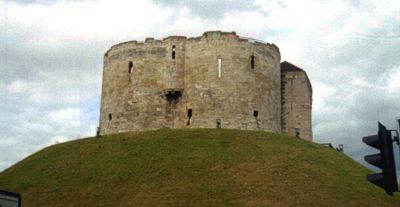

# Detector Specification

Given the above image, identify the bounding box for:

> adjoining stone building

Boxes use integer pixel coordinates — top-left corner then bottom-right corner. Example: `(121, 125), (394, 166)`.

(98, 31), (313, 141)
(281, 61), (313, 141)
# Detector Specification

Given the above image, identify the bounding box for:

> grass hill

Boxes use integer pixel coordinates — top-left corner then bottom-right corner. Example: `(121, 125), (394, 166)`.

(1, 129), (399, 206)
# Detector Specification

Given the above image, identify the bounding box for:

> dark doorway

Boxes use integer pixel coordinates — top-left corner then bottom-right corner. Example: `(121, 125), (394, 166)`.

(216, 118), (222, 129)
(187, 109), (192, 125)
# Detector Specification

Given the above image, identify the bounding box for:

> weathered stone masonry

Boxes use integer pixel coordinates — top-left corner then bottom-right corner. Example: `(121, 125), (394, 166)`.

(99, 31), (313, 141)
(281, 62), (313, 141)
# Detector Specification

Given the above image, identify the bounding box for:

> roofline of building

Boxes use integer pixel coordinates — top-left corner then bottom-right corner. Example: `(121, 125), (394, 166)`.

(281, 61), (313, 95)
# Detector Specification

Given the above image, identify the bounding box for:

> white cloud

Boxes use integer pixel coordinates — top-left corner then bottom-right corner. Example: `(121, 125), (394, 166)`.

(221, 11), (269, 34)
(351, 78), (373, 88)
(313, 82), (337, 109)
(47, 107), (80, 126)
(8, 79), (29, 93)
(2, 0), (172, 42)
(386, 67), (400, 93)
(257, 0), (352, 34)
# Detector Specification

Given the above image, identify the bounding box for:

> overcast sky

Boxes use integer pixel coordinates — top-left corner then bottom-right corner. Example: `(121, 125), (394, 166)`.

(1, 0), (399, 178)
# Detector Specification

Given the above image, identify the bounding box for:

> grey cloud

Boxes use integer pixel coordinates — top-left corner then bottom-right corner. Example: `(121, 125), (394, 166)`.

(270, 11), (400, 180)
(307, 38), (400, 86)
(3, 0), (94, 5)
(152, 0), (257, 19)
(304, 35), (400, 179)
(0, 20), (104, 171)
(0, 24), (106, 83)
(0, 84), (98, 171)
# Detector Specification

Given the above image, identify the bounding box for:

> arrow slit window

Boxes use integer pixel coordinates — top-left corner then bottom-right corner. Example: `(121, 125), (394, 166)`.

(172, 45), (176, 59)
(128, 62), (133, 74)
(217, 58), (222, 78)
(187, 109), (192, 125)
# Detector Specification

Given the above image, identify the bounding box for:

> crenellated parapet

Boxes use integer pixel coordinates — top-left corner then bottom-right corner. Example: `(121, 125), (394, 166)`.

(99, 31), (312, 140)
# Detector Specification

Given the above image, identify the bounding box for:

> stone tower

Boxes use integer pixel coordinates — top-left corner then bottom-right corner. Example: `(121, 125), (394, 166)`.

(281, 61), (313, 141)
(98, 31), (312, 141)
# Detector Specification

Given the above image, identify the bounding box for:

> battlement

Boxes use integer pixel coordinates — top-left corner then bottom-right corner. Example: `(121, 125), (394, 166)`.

(99, 31), (312, 141)
(105, 31), (278, 57)
(202, 31), (238, 38)
(163, 35), (187, 41)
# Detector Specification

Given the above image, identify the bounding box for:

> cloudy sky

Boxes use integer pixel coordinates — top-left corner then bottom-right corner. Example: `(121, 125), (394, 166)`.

(1, 0), (399, 178)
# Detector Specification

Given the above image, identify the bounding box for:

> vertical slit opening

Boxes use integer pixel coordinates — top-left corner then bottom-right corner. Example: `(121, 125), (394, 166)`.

(251, 55), (255, 69)
(128, 61), (133, 74)
(188, 109), (192, 118)
(172, 45), (176, 59)
(108, 113), (112, 121)
(254, 110), (260, 128)
(187, 109), (192, 125)
(217, 58), (222, 78)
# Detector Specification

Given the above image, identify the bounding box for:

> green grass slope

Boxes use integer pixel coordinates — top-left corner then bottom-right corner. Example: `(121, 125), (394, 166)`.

(1, 129), (399, 207)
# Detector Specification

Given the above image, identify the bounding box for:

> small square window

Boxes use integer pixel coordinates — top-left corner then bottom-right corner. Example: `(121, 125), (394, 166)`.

(253, 110), (258, 117)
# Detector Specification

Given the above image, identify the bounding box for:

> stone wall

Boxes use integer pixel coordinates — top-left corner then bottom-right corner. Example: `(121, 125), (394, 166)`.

(281, 61), (313, 141)
(99, 31), (282, 135)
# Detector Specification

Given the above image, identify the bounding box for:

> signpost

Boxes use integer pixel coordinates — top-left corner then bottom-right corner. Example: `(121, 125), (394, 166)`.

(0, 190), (21, 207)
(397, 117), (400, 133)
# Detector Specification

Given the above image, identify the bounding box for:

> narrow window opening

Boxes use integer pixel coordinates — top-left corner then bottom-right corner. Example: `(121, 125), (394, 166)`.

(217, 58), (222, 78)
(253, 110), (258, 118)
(250, 55), (255, 69)
(172, 45), (176, 59)
(108, 113), (112, 121)
(187, 109), (192, 125)
(216, 118), (222, 129)
(128, 62), (133, 74)
(253, 110), (260, 128)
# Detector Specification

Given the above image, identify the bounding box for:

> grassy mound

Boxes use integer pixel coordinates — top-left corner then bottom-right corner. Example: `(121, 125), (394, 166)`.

(1, 129), (399, 206)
